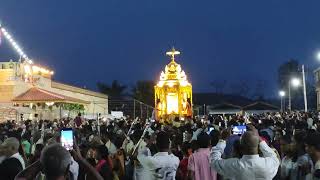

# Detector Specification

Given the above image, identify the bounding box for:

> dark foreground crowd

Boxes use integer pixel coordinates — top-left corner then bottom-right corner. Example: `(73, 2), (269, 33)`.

(0, 111), (320, 180)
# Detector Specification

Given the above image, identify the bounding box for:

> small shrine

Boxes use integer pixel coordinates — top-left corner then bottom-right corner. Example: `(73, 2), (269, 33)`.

(155, 48), (193, 121)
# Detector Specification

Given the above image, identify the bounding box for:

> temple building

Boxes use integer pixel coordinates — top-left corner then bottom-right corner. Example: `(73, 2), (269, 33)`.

(154, 48), (192, 121)
(0, 60), (108, 122)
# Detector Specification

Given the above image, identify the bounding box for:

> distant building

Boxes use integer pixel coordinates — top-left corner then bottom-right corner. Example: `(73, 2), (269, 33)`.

(0, 60), (108, 122)
(193, 93), (279, 115)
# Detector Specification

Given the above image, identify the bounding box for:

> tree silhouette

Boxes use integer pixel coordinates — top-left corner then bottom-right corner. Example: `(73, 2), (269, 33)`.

(132, 80), (155, 106)
(278, 59), (300, 90)
(96, 80), (127, 97)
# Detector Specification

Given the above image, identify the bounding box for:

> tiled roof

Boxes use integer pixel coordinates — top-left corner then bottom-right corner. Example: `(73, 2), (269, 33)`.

(12, 87), (89, 104)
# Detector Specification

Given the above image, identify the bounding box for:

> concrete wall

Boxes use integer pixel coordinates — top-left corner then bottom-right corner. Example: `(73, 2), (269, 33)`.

(34, 76), (108, 116)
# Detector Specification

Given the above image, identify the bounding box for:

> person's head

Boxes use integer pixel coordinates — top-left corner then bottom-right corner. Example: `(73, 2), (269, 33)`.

(209, 129), (220, 146)
(40, 143), (72, 180)
(280, 135), (293, 156)
(232, 139), (242, 158)
(197, 132), (211, 148)
(181, 142), (192, 157)
(240, 131), (260, 155)
(1, 137), (20, 156)
(156, 131), (170, 151)
(95, 145), (109, 160)
(305, 132), (320, 161)
(78, 113), (81, 117)
(34, 143), (44, 156)
(293, 131), (307, 153)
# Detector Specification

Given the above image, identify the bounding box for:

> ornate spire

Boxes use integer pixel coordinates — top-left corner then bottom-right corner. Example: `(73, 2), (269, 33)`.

(166, 47), (180, 62)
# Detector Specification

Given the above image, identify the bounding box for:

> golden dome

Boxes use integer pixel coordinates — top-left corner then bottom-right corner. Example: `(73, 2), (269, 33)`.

(157, 48), (190, 86)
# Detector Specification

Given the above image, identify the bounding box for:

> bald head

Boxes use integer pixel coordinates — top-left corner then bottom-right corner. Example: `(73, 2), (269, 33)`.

(240, 131), (260, 155)
(40, 143), (72, 179)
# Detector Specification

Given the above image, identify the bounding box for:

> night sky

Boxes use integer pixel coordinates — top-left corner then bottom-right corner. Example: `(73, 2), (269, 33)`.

(1, 0), (320, 98)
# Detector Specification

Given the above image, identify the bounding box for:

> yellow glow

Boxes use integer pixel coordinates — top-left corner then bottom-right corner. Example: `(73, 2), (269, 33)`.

(45, 102), (55, 106)
(166, 93), (178, 114)
(31, 65), (53, 75)
(167, 81), (175, 87)
(24, 65), (31, 75)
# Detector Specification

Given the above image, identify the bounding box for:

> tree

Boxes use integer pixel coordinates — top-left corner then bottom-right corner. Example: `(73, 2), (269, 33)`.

(278, 59), (300, 90)
(132, 80), (155, 106)
(62, 103), (85, 118)
(97, 80), (127, 97)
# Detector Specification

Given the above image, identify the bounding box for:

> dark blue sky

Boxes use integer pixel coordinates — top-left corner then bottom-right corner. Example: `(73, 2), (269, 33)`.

(1, 0), (320, 98)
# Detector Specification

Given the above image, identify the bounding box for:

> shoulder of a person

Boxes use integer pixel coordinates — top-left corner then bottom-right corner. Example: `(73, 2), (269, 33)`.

(169, 154), (180, 161)
(1, 157), (23, 168)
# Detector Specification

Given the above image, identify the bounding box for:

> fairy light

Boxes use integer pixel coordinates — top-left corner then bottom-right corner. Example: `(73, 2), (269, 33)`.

(0, 25), (31, 63)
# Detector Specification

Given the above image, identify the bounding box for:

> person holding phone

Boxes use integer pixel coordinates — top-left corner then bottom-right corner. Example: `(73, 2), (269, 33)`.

(210, 125), (280, 180)
(15, 142), (104, 180)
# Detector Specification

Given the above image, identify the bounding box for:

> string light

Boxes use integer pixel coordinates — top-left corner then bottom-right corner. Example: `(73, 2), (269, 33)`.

(0, 26), (31, 63)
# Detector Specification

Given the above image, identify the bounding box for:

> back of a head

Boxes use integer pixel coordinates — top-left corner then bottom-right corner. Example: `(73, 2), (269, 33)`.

(210, 129), (220, 146)
(40, 143), (72, 179)
(197, 132), (211, 148)
(240, 131), (259, 155)
(2, 137), (20, 153)
(156, 131), (170, 151)
(97, 144), (109, 159)
(306, 132), (320, 151)
(294, 131), (307, 144)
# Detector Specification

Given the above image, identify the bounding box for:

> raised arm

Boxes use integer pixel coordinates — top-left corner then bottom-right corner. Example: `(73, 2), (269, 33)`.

(137, 147), (155, 170)
(210, 139), (239, 179)
(72, 140), (104, 180)
(259, 141), (280, 177)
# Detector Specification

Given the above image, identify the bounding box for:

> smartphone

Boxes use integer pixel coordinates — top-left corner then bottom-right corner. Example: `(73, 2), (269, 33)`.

(60, 128), (73, 150)
(232, 125), (247, 135)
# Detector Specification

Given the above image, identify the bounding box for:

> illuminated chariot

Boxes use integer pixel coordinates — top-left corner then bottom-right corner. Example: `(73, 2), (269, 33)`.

(155, 48), (193, 121)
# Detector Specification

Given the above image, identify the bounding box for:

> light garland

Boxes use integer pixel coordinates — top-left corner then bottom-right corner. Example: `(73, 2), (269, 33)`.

(0, 25), (32, 64)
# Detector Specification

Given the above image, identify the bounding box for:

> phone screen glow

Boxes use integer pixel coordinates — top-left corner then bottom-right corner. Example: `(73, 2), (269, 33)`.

(61, 129), (73, 150)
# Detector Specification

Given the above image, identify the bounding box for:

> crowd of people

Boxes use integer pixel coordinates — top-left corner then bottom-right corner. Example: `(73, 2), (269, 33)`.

(0, 111), (320, 180)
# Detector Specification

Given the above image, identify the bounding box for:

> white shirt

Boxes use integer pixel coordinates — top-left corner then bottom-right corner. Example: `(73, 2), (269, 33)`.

(11, 152), (25, 169)
(307, 118), (314, 129)
(210, 140), (279, 180)
(191, 128), (203, 141)
(138, 148), (180, 180)
(122, 139), (135, 154)
(105, 140), (117, 155)
(280, 156), (294, 179)
(69, 157), (79, 180)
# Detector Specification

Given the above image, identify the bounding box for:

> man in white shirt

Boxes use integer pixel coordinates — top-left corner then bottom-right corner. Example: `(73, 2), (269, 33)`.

(210, 127), (280, 180)
(307, 116), (314, 129)
(138, 131), (180, 180)
(2, 137), (25, 169)
(0, 137), (25, 179)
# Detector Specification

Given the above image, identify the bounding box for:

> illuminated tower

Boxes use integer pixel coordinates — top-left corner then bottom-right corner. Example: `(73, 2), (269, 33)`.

(155, 48), (192, 121)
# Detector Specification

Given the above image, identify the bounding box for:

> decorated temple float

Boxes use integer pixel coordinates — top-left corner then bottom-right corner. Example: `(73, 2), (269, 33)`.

(154, 48), (193, 122)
